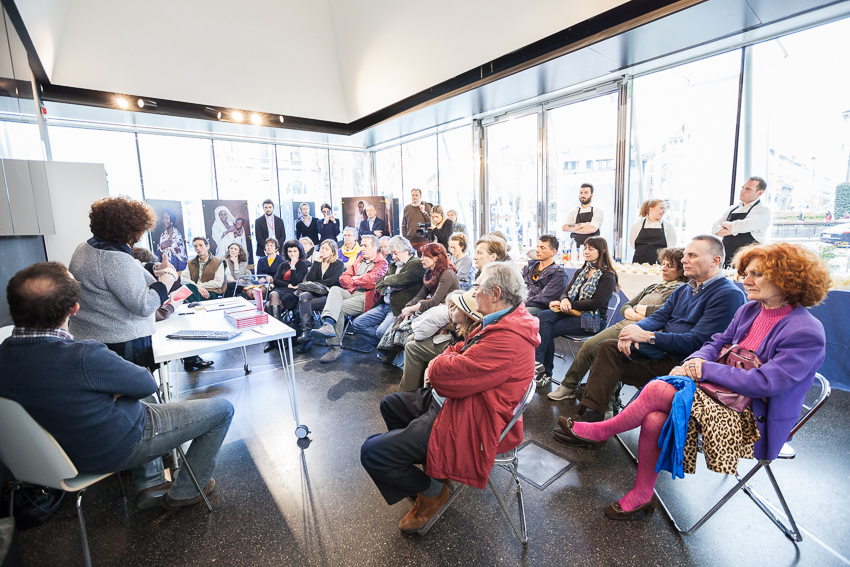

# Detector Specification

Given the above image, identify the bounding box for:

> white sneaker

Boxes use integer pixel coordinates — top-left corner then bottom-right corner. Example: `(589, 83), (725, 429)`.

(548, 385), (576, 401)
(534, 373), (551, 388)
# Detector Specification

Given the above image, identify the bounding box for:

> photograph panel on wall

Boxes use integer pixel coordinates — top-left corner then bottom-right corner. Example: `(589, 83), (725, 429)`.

(146, 199), (188, 271)
(201, 199), (254, 263)
(341, 196), (391, 241)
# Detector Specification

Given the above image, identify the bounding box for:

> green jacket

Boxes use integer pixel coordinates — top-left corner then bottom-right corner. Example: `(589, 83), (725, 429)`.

(620, 280), (685, 317)
(375, 258), (427, 316)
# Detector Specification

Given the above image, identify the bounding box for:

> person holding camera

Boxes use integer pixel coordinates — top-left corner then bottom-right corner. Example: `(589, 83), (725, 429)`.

(402, 188), (432, 255)
(428, 205), (454, 250)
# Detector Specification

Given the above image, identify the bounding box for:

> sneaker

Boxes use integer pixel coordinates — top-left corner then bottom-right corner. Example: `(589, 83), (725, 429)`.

(534, 373), (551, 388)
(311, 323), (337, 339)
(548, 385), (576, 401)
(320, 346), (342, 363)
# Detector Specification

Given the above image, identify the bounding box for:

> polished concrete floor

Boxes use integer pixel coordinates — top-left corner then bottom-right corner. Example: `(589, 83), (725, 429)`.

(15, 335), (850, 567)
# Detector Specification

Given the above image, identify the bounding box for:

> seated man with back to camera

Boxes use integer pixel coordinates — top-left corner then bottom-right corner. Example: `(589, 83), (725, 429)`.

(0, 262), (234, 510)
(556, 235), (745, 431)
(312, 234), (388, 362)
(181, 236), (227, 302)
(360, 262), (539, 533)
(522, 234), (566, 316)
(351, 235), (426, 348)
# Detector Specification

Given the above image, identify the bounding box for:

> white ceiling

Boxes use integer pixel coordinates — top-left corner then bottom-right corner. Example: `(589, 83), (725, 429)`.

(16, 0), (627, 123)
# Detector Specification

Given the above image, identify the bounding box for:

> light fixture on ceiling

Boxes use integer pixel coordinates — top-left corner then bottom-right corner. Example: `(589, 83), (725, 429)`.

(205, 107), (222, 120)
(137, 99), (157, 109)
(279, 116), (284, 124)
(250, 113), (262, 125)
(232, 111), (244, 122)
(116, 97), (129, 109)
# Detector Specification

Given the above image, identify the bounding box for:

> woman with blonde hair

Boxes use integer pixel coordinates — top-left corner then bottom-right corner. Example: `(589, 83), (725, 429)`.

(630, 199), (677, 264)
(472, 236), (510, 279)
(429, 205), (454, 249)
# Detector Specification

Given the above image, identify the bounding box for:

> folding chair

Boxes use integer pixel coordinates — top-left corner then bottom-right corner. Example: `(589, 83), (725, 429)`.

(615, 373), (830, 542)
(418, 379), (537, 544)
(340, 314), (373, 353)
(552, 293), (621, 385)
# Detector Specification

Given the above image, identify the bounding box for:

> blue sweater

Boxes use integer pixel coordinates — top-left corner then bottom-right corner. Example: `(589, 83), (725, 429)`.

(0, 336), (157, 474)
(636, 276), (745, 362)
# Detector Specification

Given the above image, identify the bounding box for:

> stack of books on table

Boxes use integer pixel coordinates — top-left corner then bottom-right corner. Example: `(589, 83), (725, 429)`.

(224, 307), (269, 329)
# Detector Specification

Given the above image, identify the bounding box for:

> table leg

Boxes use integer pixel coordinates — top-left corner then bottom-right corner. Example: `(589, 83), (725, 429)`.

(277, 337), (309, 439)
(241, 346), (251, 374)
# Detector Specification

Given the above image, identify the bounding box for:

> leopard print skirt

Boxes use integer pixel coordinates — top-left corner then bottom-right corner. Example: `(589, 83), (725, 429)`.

(683, 388), (760, 475)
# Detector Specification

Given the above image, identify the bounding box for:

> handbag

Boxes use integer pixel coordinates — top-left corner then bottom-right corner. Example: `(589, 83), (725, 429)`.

(1, 484), (68, 530)
(297, 282), (328, 296)
(697, 344), (761, 412)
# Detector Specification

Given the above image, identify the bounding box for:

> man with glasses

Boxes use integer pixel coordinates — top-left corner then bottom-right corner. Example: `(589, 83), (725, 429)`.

(360, 261), (539, 534)
(712, 176), (771, 267)
(352, 236), (426, 348)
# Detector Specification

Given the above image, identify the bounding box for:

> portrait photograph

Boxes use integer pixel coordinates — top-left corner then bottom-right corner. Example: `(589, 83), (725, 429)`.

(341, 196), (392, 239)
(146, 199), (188, 271)
(201, 199), (253, 262)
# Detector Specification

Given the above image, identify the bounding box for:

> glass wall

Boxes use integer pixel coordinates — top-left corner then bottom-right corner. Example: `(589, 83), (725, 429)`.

(49, 127), (143, 201)
(626, 50), (742, 262)
(736, 18), (850, 274)
(486, 113), (539, 256)
(402, 136), (438, 206)
(546, 93), (619, 249)
(276, 146), (331, 238)
(0, 121), (44, 161)
(438, 126), (475, 237)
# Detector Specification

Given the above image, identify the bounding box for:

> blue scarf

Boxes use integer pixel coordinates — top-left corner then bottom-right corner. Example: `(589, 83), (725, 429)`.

(653, 375), (696, 479)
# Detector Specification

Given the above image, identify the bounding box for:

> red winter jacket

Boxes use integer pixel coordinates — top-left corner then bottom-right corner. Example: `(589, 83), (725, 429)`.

(338, 253), (389, 312)
(425, 303), (540, 489)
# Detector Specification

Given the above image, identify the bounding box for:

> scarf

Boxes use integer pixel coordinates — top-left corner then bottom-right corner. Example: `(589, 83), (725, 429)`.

(341, 242), (361, 261)
(566, 263), (603, 310)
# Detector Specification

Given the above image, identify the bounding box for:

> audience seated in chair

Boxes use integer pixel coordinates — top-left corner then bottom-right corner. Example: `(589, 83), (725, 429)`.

(0, 262), (234, 511)
(553, 242), (830, 520)
(567, 235), (746, 425)
(398, 289), (482, 391)
(522, 234), (567, 316)
(472, 235), (510, 280)
(338, 226), (362, 268)
(350, 236), (426, 351)
(360, 261), (539, 533)
(548, 247), (687, 401)
(223, 243), (251, 298)
(534, 236), (618, 388)
(264, 239), (309, 353)
(376, 243), (459, 363)
(181, 236), (227, 302)
(311, 235), (388, 362)
(295, 239), (345, 354)
(248, 238), (284, 300)
(448, 233), (474, 291)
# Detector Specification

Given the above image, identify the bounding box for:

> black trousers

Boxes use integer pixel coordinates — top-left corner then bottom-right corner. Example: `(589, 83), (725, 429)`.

(106, 335), (158, 372)
(582, 339), (679, 414)
(360, 388), (441, 505)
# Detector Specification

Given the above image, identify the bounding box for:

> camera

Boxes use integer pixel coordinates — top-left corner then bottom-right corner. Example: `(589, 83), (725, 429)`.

(415, 222), (432, 240)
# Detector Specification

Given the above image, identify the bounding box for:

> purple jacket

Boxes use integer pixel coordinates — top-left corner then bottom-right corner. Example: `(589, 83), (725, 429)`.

(522, 260), (567, 310)
(689, 302), (825, 461)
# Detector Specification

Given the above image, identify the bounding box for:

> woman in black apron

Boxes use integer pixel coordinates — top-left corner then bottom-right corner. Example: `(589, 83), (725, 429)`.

(631, 199), (670, 264)
(570, 207), (600, 246)
(721, 201), (760, 267)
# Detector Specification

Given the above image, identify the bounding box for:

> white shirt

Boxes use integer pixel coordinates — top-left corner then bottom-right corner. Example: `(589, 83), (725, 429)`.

(629, 218), (677, 248)
(711, 200), (772, 243)
(265, 214), (276, 241)
(565, 204), (604, 230)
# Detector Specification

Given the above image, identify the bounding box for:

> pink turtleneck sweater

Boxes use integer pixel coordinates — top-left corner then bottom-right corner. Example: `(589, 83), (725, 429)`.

(739, 304), (794, 351)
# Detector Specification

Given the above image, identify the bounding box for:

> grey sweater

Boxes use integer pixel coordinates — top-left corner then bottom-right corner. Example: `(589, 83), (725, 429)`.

(69, 241), (167, 343)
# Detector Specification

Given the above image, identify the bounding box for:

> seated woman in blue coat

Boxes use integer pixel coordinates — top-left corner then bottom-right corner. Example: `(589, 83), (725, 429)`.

(553, 242), (830, 520)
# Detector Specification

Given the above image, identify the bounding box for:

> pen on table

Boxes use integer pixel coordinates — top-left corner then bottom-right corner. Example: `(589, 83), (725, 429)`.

(178, 312), (195, 316)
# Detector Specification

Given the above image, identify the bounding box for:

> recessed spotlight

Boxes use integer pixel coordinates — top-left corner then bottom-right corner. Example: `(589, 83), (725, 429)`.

(205, 107), (223, 120)
(116, 97), (129, 109)
(251, 113), (262, 125)
(137, 99), (157, 109)
(279, 116), (285, 123)
(232, 111), (243, 122)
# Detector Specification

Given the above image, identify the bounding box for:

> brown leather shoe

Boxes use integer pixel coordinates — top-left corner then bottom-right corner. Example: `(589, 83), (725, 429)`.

(604, 495), (658, 520)
(161, 478), (216, 510)
(553, 416), (607, 449)
(399, 484), (451, 534)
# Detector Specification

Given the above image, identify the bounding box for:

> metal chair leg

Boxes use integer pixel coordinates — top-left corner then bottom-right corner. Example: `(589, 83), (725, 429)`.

(116, 472), (126, 500)
(174, 445), (213, 513)
(417, 483), (467, 536)
(76, 489), (93, 567)
(339, 318), (373, 353)
(741, 463), (802, 542)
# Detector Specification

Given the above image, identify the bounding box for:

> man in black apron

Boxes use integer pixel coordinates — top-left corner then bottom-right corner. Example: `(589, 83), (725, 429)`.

(713, 176), (770, 267)
(632, 218), (667, 264)
(562, 183), (602, 246)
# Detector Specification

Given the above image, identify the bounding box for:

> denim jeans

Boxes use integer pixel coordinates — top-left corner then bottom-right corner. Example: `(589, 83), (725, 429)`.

(352, 303), (393, 346)
(117, 397), (234, 499)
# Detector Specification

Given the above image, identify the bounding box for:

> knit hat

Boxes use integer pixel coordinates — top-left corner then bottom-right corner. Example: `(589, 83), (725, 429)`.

(452, 289), (483, 321)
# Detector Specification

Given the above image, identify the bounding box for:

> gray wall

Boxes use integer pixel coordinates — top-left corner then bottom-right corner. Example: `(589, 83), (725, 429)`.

(0, 235), (46, 327)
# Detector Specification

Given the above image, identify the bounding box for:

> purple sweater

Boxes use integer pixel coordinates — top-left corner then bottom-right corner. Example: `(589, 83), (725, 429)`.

(689, 302), (825, 461)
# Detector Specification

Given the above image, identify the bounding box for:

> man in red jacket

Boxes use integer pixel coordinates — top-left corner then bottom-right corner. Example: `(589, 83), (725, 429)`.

(360, 262), (539, 533)
(312, 235), (388, 362)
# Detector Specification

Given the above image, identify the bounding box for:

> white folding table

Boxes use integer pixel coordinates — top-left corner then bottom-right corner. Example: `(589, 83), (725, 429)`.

(151, 297), (309, 438)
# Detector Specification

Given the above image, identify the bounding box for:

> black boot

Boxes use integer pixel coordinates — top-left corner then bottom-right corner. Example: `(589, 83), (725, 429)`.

(295, 337), (312, 354)
(297, 315), (313, 344)
(268, 303), (282, 321)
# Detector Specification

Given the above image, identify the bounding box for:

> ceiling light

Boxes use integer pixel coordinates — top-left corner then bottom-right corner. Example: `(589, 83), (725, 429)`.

(232, 111), (243, 122)
(251, 113), (262, 125)
(279, 116), (284, 124)
(137, 99), (157, 109)
(116, 97), (129, 109)
(205, 107), (222, 120)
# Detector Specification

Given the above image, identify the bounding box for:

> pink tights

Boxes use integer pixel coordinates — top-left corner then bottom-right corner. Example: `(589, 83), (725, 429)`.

(571, 380), (676, 511)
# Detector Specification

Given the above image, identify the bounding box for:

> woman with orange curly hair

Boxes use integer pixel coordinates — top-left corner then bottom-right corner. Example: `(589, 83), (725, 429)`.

(555, 241), (830, 520)
(69, 196), (182, 370)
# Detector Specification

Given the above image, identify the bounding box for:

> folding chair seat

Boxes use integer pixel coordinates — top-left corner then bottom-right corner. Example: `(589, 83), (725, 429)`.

(614, 373), (830, 542)
(417, 379), (537, 544)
